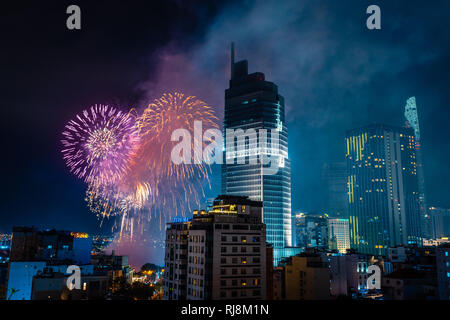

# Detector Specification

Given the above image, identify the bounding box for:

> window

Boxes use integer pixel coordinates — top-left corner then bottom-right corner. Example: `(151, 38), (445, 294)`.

(241, 247), (247, 253)
(221, 280), (226, 286)
(232, 247), (238, 253)
(220, 291), (226, 298)
(221, 257), (226, 264)
(253, 268), (261, 275)
(232, 236), (238, 242)
(252, 236), (260, 243)
(253, 246), (260, 253)
(221, 269), (226, 275)
(221, 236), (227, 242)
(232, 280), (237, 286)
(221, 247), (227, 253)
(232, 291), (237, 297)
(241, 258), (247, 264)
(241, 236), (247, 243)
(232, 269), (238, 275)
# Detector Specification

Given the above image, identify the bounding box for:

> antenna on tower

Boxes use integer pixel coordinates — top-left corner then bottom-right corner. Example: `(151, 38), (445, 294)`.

(231, 42), (235, 78)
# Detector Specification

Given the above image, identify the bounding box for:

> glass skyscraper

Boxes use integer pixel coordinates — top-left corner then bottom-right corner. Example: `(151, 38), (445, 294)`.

(221, 44), (296, 264)
(404, 97), (430, 239)
(346, 124), (422, 256)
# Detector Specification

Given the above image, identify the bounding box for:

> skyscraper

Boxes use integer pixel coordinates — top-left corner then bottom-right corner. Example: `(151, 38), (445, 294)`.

(321, 162), (348, 218)
(221, 44), (296, 264)
(404, 97), (430, 238)
(345, 124), (422, 256)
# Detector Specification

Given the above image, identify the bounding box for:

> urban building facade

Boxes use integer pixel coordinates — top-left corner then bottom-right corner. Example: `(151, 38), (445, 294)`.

(293, 213), (328, 249)
(328, 218), (350, 254)
(436, 244), (450, 300)
(163, 218), (190, 300)
(221, 44), (296, 264)
(321, 162), (348, 218)
(277, 252), (331, 300)
(163, 195), (267, 300)
(428, 207), (450, 239)
(346, 124), (422, 256)
(404, 97), (430, 238)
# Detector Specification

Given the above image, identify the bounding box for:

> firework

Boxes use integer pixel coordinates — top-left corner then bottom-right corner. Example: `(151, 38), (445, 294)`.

(61, 93), (219, 240)
(61, 104), (138, 186)
(134, 92), (218, 182)
(110, 92), (218, 233)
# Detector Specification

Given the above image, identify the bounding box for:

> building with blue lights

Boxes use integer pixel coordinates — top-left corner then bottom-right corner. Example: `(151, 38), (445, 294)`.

(221, 44), (299, 265)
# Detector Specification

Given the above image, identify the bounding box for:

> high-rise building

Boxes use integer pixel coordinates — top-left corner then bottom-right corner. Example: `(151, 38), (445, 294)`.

(163, 195), (267, 300)
(321, 162), (348, 218)
(163, 217), (191, 300)
(404, 97), (430, 238)
(328, 218), (350, 254)
(428, 207), (450, 239)
(346, 124), (422, 256)
(221, 44), (296, 264)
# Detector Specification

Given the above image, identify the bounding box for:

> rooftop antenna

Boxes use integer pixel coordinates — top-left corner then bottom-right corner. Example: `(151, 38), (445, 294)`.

(231, 42), (235, 78)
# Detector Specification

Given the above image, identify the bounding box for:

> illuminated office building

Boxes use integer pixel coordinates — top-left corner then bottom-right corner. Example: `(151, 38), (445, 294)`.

(221, 44), (296, 264)
(345, 124), (422, 256)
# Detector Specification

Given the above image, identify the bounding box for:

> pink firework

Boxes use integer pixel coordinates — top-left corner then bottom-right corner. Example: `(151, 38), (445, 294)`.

(61, 104), (138, 186)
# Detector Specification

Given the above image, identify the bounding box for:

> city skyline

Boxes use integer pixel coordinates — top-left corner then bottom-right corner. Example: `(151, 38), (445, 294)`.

(1, 1), (450, 267)
(1, 0), (450, 304)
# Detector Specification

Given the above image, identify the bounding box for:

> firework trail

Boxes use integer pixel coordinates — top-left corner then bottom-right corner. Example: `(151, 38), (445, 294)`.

(61, 104), (139, 187)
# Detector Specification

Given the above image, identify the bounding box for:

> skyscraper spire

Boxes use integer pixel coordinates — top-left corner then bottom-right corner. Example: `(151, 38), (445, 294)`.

(405, 97), (420, 140)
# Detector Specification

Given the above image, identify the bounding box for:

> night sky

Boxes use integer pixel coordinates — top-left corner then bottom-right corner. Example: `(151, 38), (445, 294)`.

(1, 1), (450, 264)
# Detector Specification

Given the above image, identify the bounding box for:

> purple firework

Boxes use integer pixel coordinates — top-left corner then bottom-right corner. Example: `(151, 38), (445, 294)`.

(61, 104), (138, 186)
